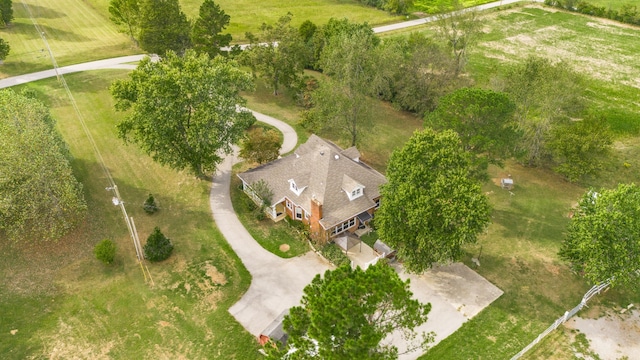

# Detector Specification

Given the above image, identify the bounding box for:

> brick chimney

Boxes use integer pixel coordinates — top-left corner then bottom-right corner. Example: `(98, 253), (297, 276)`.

(310, 198), (325, 244)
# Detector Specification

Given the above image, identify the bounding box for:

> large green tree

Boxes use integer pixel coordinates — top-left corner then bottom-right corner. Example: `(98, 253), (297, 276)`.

(377, 33), (461, 115)
(191, 0), (232, 58)
(560, 184), (640, 286)
(435, 0), (482, 76)
(310, 25), (379, 146)
(376, 128), (491, 272)
(138, 0), (190, 55)
(547, 115), (612, 182)
(110, 50), (255, 176)
(500, 56), (585, 166)
(0, 90), (87, 241)
(273, 263), (432, 359)
(0, 0), (13, 25)
(425, 87), (519, 179)
(109, 0), (140, 45)
(309, 18), (373, 71)
(242, 13), (306, 95)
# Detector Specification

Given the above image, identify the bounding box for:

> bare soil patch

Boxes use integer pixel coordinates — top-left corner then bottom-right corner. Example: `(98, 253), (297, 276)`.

(279, 244), (291, 252)
(566, 307), (640, 359)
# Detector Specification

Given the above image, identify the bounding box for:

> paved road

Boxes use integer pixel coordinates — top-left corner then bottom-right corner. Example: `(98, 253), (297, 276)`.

(373, 0), (539, 33)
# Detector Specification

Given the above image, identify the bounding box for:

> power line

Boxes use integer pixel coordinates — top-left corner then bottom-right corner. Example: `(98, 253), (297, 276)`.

(20, 1), (152, 285)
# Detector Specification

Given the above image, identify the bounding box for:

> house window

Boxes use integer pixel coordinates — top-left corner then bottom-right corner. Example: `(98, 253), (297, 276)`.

(295, 207), (303, 220)
(305, 212), (310, 219)
(348, 186), (363, 201)
(286, 200), (292, 210)
(332, 218), (356, 236)
(375, 198), (380, 209)
(288, 179), (305, 196)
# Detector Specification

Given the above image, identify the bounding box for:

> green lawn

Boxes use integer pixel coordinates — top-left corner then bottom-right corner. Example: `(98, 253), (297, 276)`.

(0, 0), (137, 78)
(0, 70), (260, 359)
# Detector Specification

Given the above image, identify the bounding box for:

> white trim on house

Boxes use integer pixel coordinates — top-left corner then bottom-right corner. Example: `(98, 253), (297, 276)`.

(288, 179), (306, 196)
(332, 217), (357, 236)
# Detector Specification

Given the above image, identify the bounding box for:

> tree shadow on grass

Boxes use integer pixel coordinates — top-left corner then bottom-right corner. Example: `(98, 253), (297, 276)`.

(18, 4), (67, 19)
(7, 21), (92, 42)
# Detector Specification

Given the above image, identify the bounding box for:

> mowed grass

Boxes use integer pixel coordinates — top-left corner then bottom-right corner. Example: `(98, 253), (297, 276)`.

(0, 0), (138, 78)
(85, 0), (404, 43)
(0, 70), (260, 359)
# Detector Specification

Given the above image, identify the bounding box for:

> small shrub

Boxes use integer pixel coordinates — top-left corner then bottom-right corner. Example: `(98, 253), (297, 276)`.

(319, 243), (350, 267)
(143, 193), (159, 214)
(144, 227), (174, 262)
(94, 239), (116, 264)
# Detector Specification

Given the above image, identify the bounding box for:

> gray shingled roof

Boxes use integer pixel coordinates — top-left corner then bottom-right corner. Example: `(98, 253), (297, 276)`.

(237, 135), (386, 229)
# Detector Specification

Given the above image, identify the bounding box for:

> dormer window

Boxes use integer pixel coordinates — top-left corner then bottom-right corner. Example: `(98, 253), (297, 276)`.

(288, 179), (305, 196)
(342, 174), (365, 201)
(348, 186), (364, 200)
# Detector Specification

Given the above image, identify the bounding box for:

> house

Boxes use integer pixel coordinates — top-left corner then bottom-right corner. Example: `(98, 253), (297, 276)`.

(237, 135), (386, 244)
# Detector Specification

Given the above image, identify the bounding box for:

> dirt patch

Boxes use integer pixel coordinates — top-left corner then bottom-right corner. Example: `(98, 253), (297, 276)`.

(544, 262), (560, 276)
(279, 244), (291, 252)
(204, 262), (227, 286)
(566, 307), (640, 359)
(10, 329), (18, 335)
(43, 319), (119, 360)
(158, 320), (171, 328)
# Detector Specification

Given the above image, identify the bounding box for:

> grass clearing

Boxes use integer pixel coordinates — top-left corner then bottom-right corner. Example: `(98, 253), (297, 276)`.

(0, 0), (137, 78)
(0, 70), (260, 359)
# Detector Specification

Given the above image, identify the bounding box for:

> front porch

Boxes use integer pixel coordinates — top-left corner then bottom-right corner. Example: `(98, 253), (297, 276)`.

(269, 202), (287, 222)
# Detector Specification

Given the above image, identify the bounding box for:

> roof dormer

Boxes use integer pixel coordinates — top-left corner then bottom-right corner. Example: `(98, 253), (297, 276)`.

(341, 174), (365, 201)
(288, 179), (306, 196)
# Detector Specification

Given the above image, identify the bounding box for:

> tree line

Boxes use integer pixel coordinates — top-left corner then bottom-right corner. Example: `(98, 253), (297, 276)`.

(109, 0), (232, 57)
(545, 0), (640, 26)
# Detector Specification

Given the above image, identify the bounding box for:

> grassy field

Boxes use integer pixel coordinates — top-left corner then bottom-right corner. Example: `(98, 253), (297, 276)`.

(84, 0), (404, 43)
(0, 0), (137, 78)
(3, 1), (640, 359)
(0, 71), (260, 359)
